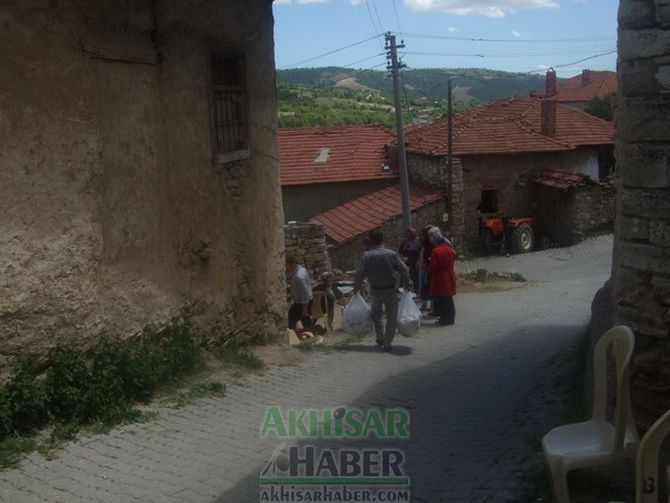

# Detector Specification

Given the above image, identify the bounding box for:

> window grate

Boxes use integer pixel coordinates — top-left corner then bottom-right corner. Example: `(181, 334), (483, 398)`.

(212, 53), (247, 155)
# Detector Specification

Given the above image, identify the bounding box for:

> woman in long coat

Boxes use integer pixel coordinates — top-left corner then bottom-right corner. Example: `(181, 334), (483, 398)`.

(429, 232), (457, 326)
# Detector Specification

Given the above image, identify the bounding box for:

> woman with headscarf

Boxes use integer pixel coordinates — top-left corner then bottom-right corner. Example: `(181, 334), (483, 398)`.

(429, 229), (457, 326)
(399, 228), (421, 292)
(418, 225), (436, 312)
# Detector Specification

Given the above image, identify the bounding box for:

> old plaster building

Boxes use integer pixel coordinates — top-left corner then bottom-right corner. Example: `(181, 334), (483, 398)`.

(614, 0), (670, 428)
(0, 0), (285, 368)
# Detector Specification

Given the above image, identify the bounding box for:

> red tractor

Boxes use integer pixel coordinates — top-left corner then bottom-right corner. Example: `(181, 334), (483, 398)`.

(478, 215), (550, 254)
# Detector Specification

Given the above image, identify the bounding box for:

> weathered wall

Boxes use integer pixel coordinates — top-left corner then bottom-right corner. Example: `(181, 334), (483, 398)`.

(407, 153), (465, 247)
(614, 0), (670, 428)
(284, 223), (332, 279)
(536, 182), (615, 245)
(282, 179), (396, 222)
(459, 149), (599, 248)
(329, 200), (448, 272)
(0, 0), (285, 369)
(572, 182), (616, 241)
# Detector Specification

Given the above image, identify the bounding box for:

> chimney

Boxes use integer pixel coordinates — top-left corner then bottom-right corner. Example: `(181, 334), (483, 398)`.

(582, 69), (591, 86)
(545, 68), (557, 97)
(541, 99), (557, 137)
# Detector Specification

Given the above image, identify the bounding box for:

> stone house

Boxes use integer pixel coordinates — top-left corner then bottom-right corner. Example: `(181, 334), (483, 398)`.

(539, 68), (617, 111)
(613, 0), (670, 429)
(310, 185), (446, 272)
(534, 170), (615, 245)
(278, 124), (397, 221)
(0, 0), (285, 368)
(405, 96), (615, 249)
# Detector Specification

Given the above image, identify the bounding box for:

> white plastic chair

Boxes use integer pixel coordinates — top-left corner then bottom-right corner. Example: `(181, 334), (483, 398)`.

(633, 408), (670, 503)
(542, 325), (639, 503)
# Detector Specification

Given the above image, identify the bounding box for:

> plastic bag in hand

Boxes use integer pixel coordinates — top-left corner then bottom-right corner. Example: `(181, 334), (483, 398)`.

(397, 291), (421, 337)
(343, 292), (373, 335)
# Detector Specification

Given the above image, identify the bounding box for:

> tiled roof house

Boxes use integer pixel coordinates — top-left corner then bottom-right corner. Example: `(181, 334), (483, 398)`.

(538, 69), (617, 111)
(278, 124), (399, 222)
(279, 124), (447, 270)
(406, 95), (615, 247)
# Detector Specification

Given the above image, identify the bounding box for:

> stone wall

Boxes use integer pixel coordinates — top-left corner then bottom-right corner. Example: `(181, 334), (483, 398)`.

(461, 149), (600, 248)
(284, 223), (332, 279)
(329, 200), (448, 272)
(613, 0), (670, 429)
(0, 0), (286, 371)
(407, 153), (465, 247)
(409, 149), (603, 250)
(572, 182), (616, 241)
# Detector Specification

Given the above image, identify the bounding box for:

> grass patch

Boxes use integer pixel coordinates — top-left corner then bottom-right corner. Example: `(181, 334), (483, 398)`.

(0, 435), (37, 470)
(163, 382), (226, 408)
(0, 317), (202, 469)
(213, 344), (263, 369)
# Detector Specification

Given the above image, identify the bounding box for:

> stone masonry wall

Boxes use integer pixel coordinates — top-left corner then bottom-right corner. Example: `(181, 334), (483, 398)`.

(329, 200), (448, 272)
(614, 0), (670, 428)
(0, 0), (286, 372)
(284, 223), (332, 279)
(572, 182), (616, 242)
(407, 153), (465, 248)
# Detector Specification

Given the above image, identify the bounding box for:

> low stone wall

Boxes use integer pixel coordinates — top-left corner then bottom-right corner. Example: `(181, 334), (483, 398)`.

(284, 223), (332, 278)
(572, 182), (615, 241)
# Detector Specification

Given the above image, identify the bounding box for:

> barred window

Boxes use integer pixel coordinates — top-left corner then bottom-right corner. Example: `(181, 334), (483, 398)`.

(212, 53), (248, 161)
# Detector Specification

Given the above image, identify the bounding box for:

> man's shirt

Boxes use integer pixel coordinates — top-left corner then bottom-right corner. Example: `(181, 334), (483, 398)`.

(290, 265), (313, 304)
(354, 245), (410, 291)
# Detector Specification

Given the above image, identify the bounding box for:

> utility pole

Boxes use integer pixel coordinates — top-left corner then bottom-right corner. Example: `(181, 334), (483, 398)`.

(447, 77), (454, 237)
(385, 32), (411, 232)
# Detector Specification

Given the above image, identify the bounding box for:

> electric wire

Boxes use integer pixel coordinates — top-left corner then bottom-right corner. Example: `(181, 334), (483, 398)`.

(279, 35), (382, 69)
(400, 33), (615, 44)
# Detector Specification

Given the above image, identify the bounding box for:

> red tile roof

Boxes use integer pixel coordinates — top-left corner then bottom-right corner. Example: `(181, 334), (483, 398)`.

(278, 124), (396, 186)
(534, 169), (590, 190)
(311, 185), (444, 244)
(545, 70), (617, 103)
(405, 95), (613, 157)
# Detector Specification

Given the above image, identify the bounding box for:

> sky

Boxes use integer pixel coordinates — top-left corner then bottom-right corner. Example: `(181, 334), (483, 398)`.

(272, 0), (618, 77)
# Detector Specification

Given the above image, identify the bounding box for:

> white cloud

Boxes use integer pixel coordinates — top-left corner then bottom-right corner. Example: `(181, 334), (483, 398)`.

(448, 26), (458, 32)
(274, 0), (293, 4)
(275, 0), (368, 5)
(403, 0), (559, 18)
(512, 30), (521, 37)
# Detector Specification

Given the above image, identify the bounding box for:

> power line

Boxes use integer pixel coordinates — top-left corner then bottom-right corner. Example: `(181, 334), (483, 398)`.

(279, 35), (382, 69)
(391, 0), (403, 38)
(370, 0), (386, 36)
(401, 32), (615, 44)
(405, 48), (616, 59)
(554, 50), (617, 68)
(341, 53), (386, 69)
(364, 0), (385, 51)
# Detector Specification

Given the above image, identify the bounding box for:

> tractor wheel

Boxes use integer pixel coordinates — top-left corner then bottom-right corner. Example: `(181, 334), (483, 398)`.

(511, 224), (534, 254)
(480, 229), (496, 254)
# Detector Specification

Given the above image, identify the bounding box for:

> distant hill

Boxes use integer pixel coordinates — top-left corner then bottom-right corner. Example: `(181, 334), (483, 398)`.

(277, 67), (548, 103)
(275, 67), (550, 128)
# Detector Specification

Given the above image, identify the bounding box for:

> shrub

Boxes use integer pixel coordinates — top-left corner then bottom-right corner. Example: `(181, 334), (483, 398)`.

(2, 358), (48, 435)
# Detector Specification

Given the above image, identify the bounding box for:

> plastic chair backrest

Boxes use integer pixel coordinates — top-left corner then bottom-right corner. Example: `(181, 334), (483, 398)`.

(636, 408), (670, 503)
(311, 291), (329, 320)
(592, 325), (636, 453)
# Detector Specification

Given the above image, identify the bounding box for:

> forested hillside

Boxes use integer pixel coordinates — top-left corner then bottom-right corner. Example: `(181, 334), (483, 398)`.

(276, 67), (549, 128)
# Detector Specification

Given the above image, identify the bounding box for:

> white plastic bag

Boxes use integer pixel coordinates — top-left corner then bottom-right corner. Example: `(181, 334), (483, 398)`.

(397, 291), (421, 337)
(343, 292), (373, 335)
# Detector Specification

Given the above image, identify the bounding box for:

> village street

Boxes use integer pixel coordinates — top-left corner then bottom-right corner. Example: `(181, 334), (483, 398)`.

(0, 235), (613, 503)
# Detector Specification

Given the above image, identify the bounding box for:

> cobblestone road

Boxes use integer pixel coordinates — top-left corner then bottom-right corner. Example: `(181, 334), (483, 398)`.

(0, 236), (614, 502)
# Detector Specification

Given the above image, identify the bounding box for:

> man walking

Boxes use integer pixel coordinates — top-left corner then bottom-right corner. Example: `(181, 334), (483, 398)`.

(354, 229), (410, 352)
(286, 255), (313, 332)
